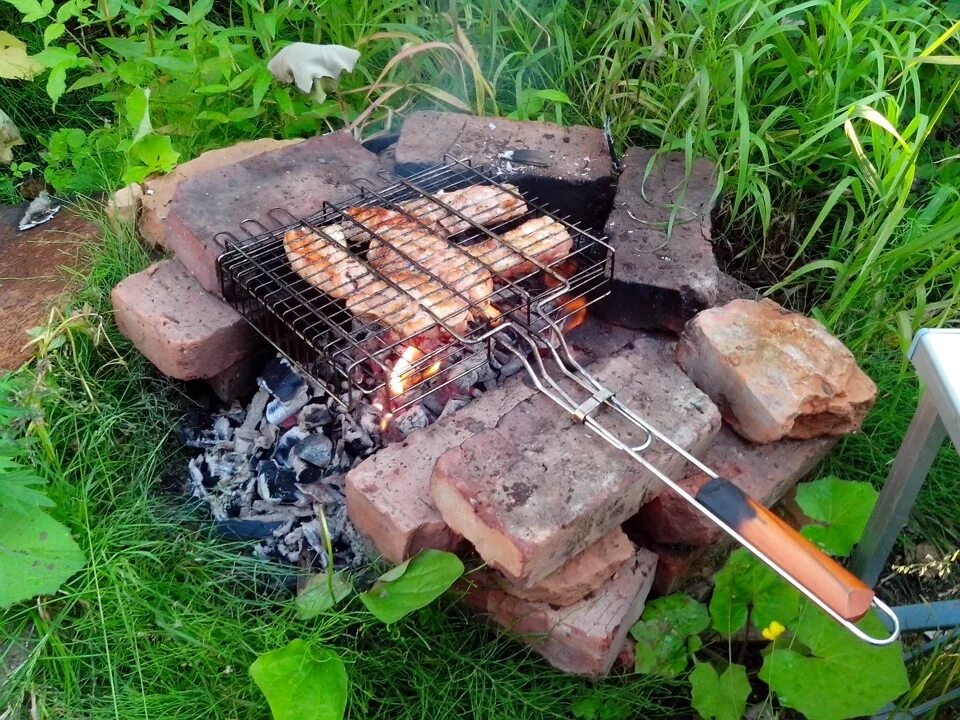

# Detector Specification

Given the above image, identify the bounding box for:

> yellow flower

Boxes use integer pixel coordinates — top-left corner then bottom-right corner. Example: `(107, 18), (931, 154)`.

(762, 621), (786, 641)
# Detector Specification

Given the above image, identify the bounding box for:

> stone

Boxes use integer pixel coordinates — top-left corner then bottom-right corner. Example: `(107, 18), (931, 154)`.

(461, 548), (658, 677)
(205, 349), (271, 402)
(676, 299), (877, 443)
(493, 527), (635, 607)
(394, 111), (615, 230)
(431, 333), (721, 587)
(345, 316), (638, 564)
(596, 147), (720, 333)
(158, 132), (384, 295)
(111, 259), (259, 380)
(0, 205), (99, 370)
(632, 425), (836, 546)
(105, 182), (144, 229)
(139, 137), (302, 249)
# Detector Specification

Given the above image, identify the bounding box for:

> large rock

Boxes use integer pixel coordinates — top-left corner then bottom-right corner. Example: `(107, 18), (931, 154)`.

(156, 132), (385, 296)
(676, 299), (877, 443)
(111, 259), (259, 380)
(631, 425), (836, 546)
(394, 111), (614, 231)
(431, 334), (721, 587)
(462, 548), (658, 676)
(345, 318), (640, 564)
(0, 205), (99, 370)
(596, 148), (720, 333)
(139, 138), (302, 249)
(492, 527), (635, 607)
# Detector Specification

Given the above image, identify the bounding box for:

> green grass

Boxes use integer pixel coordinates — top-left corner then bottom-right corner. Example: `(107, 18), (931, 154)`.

(3, 0), (960, 717)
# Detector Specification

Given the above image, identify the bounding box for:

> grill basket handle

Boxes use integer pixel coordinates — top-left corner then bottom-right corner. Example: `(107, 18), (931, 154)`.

(697, 477), (874, 622)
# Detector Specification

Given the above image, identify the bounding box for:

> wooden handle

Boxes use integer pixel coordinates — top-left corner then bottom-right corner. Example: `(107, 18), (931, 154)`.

(696, 477), (874, 622)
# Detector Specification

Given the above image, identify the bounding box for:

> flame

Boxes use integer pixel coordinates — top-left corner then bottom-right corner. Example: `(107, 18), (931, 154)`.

(564, 296), (589, 332)
(389, 346), (443, 398)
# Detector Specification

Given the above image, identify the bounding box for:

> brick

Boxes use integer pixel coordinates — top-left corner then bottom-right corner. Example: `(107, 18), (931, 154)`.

(139, 138), (303, 249)
(431, 334), (721, 587)
(677, 299), (877, 443)
(206, 347), (273, 402)
(394, 111), (614, 231)
(596, 148), (720, 333)
(111, 259), (259, 380)
(493, 528), (635, 607)
(344, 317), (640, 564)
(158, 132), (384, 295)
(649, 542), (728, 597)
(632, 425), (836, 546)
(461, 548), (658, 676)
(105, 182), (143, 230)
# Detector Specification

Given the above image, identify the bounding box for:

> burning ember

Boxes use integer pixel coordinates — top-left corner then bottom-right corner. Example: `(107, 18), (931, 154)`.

(389, 345), (442, 399)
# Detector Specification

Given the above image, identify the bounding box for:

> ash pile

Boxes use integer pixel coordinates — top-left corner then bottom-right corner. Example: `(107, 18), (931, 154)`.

(183, 356), (375, 569)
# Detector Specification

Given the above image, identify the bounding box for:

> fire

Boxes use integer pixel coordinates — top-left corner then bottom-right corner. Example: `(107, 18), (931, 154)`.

(389, 345), (442, 398)
(563, 296), (589, 331)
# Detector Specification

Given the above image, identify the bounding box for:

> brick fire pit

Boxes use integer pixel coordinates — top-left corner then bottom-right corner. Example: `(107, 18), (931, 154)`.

(111, 112), (875, 677)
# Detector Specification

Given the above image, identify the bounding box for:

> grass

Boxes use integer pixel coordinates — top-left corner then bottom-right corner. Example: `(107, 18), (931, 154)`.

(2, 0), (960, 717)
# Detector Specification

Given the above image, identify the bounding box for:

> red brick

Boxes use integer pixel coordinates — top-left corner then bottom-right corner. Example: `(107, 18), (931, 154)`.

(677, 299), (877, 443)
(111, 259), (258, 380)
(461, 548), (658, 677)
(633, 426), (836, 546)
(431, 334), (721, 587)
(596, 148), (720, 333)
(206, 348), (272, 402)
(493, 528), (635, 607)
(159, 132), (384, 295)
(344, 317), (639, 564)
(650, 542), (728, 597)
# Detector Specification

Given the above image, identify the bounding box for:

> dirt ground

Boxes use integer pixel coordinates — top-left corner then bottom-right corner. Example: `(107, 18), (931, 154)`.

(0, 204), (99, 370)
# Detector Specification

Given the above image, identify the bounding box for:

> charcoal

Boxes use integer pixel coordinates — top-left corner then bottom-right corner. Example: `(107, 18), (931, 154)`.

(213, 518), (286, 541)
(259, 357), (306, 402)
(222, 401), (246, 425)
(342, 418), (373, 455)
(299, 403), (333, 429)
(233, 427), (259, 456)
(295, 465), (328, 487)
(242, 389), (270, 431)
(294, 434), (334, 468)
(256, 460), (301, 504)
(265, 383), (310, 425)
(213, 415), (232, 442)
(394, 404), (429, 436)
(257, 422), (278, 449)
(421, 391), (446, 418)
(440, 396), (473, 420)
(274, 426), (309, 466)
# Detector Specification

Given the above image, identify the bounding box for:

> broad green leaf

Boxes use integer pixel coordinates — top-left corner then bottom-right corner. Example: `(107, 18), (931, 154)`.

(31, 45), (81, 68)
(759, 610), (908, 720)
(534, 88), (572, 104)
(97, 36), (148, 58)
(195, 83), (231, 95)
(273, 86), (295, 116)
(252, 67), (272, 109)
(125, 86), (152, 144)
(571, 690), (632, 720)
(43, 22), (65, 47)
(296, 572), (352, 619)
(796, 477), (878, 557)
(629, 594), (709, 678)
(3, 0), (53, 22)
(690, 663), (751, 720)
(0, 31), (44, 79)
(250, 640), (347, 720)
(46, 63), (68, 106)
(358, 549), (463, 624)
(0, 506), (86, 608)
(144, 55), (195, 74)
(709, 549), (801, 636)
(130, 134), (179, 173)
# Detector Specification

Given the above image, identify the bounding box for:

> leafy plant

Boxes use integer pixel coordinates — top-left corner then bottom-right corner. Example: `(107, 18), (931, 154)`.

(250, 639), (348, 720)
(0, 375), (85, 608)
(358, 548), (465, 624)
(630, 476), (908, 720)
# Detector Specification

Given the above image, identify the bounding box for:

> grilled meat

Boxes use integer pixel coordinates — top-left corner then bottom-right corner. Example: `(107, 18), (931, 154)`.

(283, 226), (471, 339)
(343, 207), (495, 310)
(399, 183), (527, 235)
(461, 216), (574, 280)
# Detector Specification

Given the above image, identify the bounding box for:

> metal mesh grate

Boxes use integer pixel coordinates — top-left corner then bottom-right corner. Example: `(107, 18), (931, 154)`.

(216, 158), (613, 411)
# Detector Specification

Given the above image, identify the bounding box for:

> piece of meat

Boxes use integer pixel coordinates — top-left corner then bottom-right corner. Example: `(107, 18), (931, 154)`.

(461, 215), (574, 280)
(398, 183), (528, 235)
(342, 207), (495, 311)
(283, 226), (471, 339)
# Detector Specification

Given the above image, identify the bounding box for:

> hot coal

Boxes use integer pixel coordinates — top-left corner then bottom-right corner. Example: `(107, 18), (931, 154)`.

(259, 357), (306, 402)
(299, 403), (333, 429)
(294, 434), (334, 467)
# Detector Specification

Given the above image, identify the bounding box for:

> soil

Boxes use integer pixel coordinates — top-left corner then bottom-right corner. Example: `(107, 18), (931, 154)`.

(0, 204), (99, 370)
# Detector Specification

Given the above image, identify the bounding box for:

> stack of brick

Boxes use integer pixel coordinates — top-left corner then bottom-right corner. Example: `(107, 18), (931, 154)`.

(110, 132), (388, 399)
